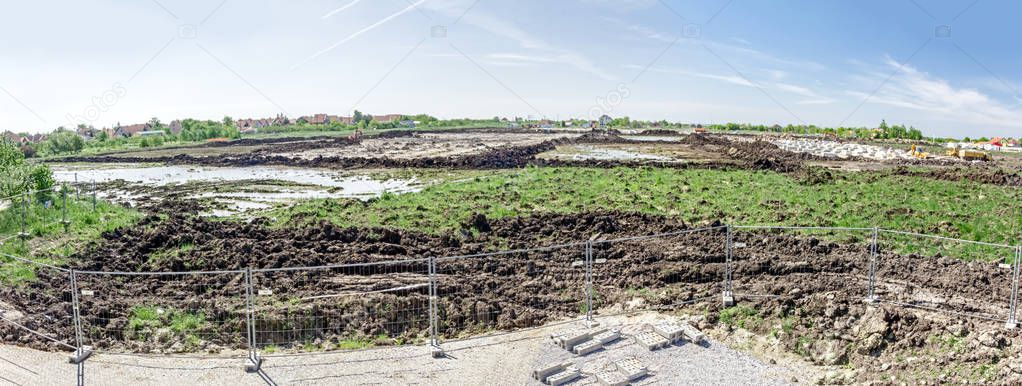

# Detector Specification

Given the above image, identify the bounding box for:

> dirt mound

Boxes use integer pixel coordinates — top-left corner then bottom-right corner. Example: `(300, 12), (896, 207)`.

(2, 210), (1021, 383)
(889, 166), (1022, 187)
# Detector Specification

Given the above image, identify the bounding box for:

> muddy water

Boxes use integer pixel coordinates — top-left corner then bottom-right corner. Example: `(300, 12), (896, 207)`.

(541, 145), (674, 162)
(50, 164), (425, 215)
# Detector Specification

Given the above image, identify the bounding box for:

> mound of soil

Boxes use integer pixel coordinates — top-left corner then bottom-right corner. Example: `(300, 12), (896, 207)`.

(890, 165), (1022, 187)
(2, 209), (1021, 383)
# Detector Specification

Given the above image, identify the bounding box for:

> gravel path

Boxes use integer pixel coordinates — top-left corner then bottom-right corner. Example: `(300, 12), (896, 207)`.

(0, 312), (796, 385)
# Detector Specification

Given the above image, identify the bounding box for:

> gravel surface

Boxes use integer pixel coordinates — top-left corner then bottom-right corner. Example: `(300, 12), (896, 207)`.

(0, 312), (796, 385)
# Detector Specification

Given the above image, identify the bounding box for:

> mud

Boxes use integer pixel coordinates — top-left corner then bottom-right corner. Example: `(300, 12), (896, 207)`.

(2, 209), (1020, 383)
(889, 165), (1022, 187)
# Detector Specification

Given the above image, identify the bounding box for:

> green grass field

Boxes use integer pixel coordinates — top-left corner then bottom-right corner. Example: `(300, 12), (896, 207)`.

(271, 166), (1021, 246)
(0, 190), (141, 284)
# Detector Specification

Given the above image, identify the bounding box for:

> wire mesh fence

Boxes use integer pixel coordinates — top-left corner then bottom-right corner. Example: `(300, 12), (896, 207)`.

(729, 226), (874, 303)
(250, 259), (432, 355)
(1, 220), (1022, 384)
(589, 226), (728, 316)
(74, 270), (248, 354)
(875, 230), (1018, 323)
(434, 242), (586, 343)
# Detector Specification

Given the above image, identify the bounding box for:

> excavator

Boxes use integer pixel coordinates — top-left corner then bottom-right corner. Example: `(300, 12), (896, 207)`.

(908, 144), (929, 159)
(945, 145), (992, 161)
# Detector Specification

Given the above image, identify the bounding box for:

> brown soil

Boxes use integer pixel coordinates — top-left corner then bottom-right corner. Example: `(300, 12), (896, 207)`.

(2, 208), (1020, 384)
(889, 165), (1022, 187)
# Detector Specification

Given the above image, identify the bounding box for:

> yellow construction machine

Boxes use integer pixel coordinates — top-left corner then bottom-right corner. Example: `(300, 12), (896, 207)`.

(908, 144), (929, 159)
(946, 146), (991, 161)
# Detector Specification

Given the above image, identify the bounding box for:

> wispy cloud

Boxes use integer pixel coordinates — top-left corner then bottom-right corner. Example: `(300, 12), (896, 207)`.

(294, 0), (429, 69)
(322, 0), (365, 19)
(426, 1), (616, 80)
(624, 64), (753, 87)
(850, 58), (1022, 128)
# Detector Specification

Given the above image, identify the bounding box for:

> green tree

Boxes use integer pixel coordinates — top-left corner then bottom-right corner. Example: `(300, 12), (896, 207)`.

(43, 130), (85, 155)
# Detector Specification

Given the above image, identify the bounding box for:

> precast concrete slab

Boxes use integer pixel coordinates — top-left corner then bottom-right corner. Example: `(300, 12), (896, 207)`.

(533, 361), (571, 382)
(653, 322), (684, 341)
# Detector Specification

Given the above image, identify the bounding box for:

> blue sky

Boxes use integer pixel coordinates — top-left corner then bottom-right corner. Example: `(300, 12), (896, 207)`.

(2, 0), (1021, 137)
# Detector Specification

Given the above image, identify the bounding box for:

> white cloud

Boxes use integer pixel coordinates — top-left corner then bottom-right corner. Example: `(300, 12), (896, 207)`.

(425, 1), (616, 80)
(624, 64), (754, 87)
(852, 58), (1022, 129)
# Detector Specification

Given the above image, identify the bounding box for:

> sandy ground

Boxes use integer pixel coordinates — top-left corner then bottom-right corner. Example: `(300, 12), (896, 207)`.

(0, 312), (798, 385)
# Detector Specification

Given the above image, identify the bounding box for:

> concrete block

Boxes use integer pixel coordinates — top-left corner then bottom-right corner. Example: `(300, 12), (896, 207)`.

(595, 370), (628, 386)
(533, 361), (571, 382)
(559, 329), (594, 351)
(613, 357), (648, 380)
(573, 339), (603, 356)
(677, 321), (704, 343)
(67, 346), (93, 364)
(632, 331), (670, 350)
(592, 329), (621, 344)
(653, 322), (684, 341)
(722, 291), (735, 306)
(546, 367), (580, 386)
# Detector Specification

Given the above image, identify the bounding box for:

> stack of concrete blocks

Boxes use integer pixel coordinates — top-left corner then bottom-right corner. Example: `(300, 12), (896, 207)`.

(636, 319), (707, 351)
(532, 362), (580, 386)
(632, 331), (670, 350)
(551, 327), (622, 356)
(595, 357), (649, 385)
(573, 328), (621, 356)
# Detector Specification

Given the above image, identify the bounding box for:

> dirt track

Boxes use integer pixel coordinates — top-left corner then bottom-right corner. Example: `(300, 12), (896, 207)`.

(2, 208), (1020, 383)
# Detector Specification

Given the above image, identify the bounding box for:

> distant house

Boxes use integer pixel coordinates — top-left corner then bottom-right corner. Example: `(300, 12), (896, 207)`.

(2, 131), (20, 143)
(112, 123), (148, 137)
(76, 126), (98, 139)
(139, 130), (165, 137)
(309, 114), (329, 125)
(399, 120), (416, 128)
(598, 114), (612, 127)
(373, 114), (402, 123)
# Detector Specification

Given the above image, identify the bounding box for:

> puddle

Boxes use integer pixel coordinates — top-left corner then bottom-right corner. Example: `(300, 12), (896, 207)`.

(51, 164), (426, 216)
(621, 135), (682, 142)
(542, 145), (674, 162)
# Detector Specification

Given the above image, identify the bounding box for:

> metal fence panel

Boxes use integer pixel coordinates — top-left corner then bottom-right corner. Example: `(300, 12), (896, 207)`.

(435, 243), (585, 342)
(876, 230), (1016, 323)
(250, 259), (431, 354)
(589, 227), (728, 315)
(74, 270), (248, 354)
(727, 226), (874, 303)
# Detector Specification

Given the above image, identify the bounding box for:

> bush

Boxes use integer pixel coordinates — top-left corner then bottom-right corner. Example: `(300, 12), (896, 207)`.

(42, 130), (85, 155)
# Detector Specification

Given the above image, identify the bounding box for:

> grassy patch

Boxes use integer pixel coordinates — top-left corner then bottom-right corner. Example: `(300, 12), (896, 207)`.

(719, 305), (761, 329)
(270, 166), (1021, 248)
(127, 305), (208, 345)
(0, 192), (141, 284)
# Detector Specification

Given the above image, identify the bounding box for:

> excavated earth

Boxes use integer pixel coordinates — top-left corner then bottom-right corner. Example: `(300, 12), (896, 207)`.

(58, 129), (1021, 189)
(2, 205), (1021, 384)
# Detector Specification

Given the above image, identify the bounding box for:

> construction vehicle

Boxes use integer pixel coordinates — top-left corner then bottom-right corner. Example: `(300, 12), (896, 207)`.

(945, 146), (991, 161)
(347, 129), (363, 143)
(909, 144), (929, 159)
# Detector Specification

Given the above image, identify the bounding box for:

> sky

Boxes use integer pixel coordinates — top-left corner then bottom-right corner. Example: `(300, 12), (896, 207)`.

(2, 0), (1022, 138)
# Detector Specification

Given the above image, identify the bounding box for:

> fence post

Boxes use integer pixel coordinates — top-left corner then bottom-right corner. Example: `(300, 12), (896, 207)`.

(18, 191), (29, 240)
(1007, 246), (1021, 329)
(865, 227), (879, 303)
(91, 180), (97, 212)
(61, 185), (70, 232)
(585, 240), (594, 324)
(428, 255), (444, 358)
(74, 173), (80, 201)
(722, 225), (734, 306)
(244, 267), (262, 372)
(68, 270), (90, 386)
